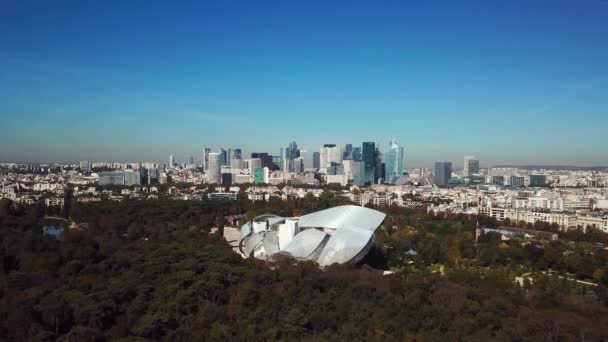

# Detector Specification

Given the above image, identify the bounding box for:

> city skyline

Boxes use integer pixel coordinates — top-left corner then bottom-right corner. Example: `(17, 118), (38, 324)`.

(1, 1), (607, 166)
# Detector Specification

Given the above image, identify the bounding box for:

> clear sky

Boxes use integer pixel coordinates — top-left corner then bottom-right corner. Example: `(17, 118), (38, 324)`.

(1, 0), (607, 167)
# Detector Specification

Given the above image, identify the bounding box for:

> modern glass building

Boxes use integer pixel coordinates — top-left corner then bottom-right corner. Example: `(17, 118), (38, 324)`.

(353, 160), (366, 187)
(99, 171), (125, 186)
(312, 152), (320, 169)
(434, 161), (452, 187)
(352, 147), (362, 161)
(529, 175), (547, 186)
(219, 148), (228, 166)
(253, 167), (268, 185)
(124, 170), (142, 186)
(510, 176), (525, 188)
(385, 138), (404, 184)
(362, 142), (376, 185)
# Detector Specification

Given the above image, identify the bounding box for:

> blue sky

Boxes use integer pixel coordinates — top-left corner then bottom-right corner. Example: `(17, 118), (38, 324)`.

(1, 0), (607, 167)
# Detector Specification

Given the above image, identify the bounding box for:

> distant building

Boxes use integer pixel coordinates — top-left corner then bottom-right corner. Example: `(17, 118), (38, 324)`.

(100, 171), (125, 186)
(312, 152), (320, 169)
(79, 161), (92, 173)
(343, 144), (353, 160)
(124, 170), (142, 186)
(249, 158), (262, 174)
(353, 160), (366, 187)
(253, 167), (269, 185)
(208, 192), (238, 201)
(529, 175), (547, 187)
(169, 154), (174, 168)
(221, 173), (233, 186)
(320, 144), (341, 171)
(203, 148), (211, 170)
(219, 148), (228, 166)
(510, 176), (525, 188)
(491, 175), (505, 185)
(352, 147), (362, 161)
(362, 142), (376, 185)
(385, 138), (404, 184)
(251, 152), (276, 170)
(463, 156), (480, 177)
(208, 152), (221, 184)
(434, 161), (452, 187)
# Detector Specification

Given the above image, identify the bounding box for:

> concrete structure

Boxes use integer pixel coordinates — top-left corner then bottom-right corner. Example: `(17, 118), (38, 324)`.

(434, 161), (452, 187)
(207, 152), (221, 184)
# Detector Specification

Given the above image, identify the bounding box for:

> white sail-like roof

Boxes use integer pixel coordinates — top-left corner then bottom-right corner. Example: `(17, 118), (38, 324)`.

(282, 228), (329, 260)
(239, 205), (386, 267)
(316, 227), (374, 266)
(298, 205), (386, 232)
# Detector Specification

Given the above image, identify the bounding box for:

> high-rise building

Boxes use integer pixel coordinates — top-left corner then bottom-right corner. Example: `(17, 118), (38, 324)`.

(320, 144), (341, 171)
(281, 141), (299, 172)
(491, 176), (505, 185)
(253, 167), (269, 185)
(279, 147), (288, 171)
(353, 160), (366, 187)
(124, 170), (142, 186)
(100, 171), (125, 186)
(434, 161), (452, 187)
(343, 144), (353, 160)
(294, 157), (305, 173)
(230, 158), (244, 169)
(188, 156), (194, 165)
(203, 148), (211, 170)
(374, 146), (383, 183)
(221, 173), (233, 186)
(233, 148), (242, 160)
(169, 154), (174, 168)
(79, 161), (92, 173)
(510, 176), (525, 188)
(385, 138), (405, 184)
(249, 158), (262, 174)
(298, 150), (307, 169)
(251, 152), (276, 170)
(463, 156), (480, 177)
(352, 147), (362, 161)
(208, 152), (221, 184)
(312, 152), (320, 169)
(362, 142), (376, 184)
(529, 175), (547, 187)
(219, 148), (228, 166)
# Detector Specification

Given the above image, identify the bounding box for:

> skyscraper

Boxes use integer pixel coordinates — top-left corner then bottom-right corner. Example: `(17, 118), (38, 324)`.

(203, 148), (211, 170)
(219, 148), (228, 166)
(343, 144), (353, 160)
(279, 147), (288, 171)
(169, 154), (174, 168)
(208, 152), (221, 184)
(385, 138), (405, 184)
(312, 152), (320, 169)
(249, 158), (262, 174)
(362, 142), (376, 185)
(463, 156), (480, 177)
(353, 160), (366, 187)
(286, 141), (299, 172)
(233, 148), (242, 160)
(298, 150), (307, 169)
(352, 147), (362, 161)
(434, 161), (452, 187)
(320, 144), (341, 171)
(374, 146), (383, 183)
